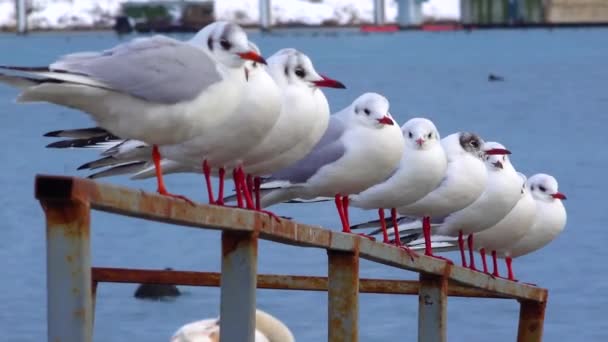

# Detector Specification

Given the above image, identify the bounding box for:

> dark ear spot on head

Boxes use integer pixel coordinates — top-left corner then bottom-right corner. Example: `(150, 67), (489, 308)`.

(207, 37), (213, 51)
(284, 66), (289, 77)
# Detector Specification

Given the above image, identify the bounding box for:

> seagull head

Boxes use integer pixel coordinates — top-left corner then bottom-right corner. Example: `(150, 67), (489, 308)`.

(528, 173), (566, 202)
(346, 92), (396, 129)
(482, 141), (512, 171)
(458, 132), (485, 158)
(192, 21), (266, 68)
(401, 117), (440, 150)
(243, 42), (264, 81)
(267, 48), (345, 90)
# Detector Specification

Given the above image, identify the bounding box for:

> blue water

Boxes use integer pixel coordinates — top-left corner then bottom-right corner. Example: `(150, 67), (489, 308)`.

(1, 28), (607, 341)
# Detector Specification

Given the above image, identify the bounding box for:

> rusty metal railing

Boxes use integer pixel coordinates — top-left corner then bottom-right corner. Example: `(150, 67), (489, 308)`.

(35, 174), (548, 342)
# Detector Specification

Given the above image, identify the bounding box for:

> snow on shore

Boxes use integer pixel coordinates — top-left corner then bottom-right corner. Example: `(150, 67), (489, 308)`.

(0, 0), (459, 30)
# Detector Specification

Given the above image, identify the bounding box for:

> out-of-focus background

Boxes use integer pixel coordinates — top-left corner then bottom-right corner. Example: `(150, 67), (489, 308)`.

(1, 1), (607, 342)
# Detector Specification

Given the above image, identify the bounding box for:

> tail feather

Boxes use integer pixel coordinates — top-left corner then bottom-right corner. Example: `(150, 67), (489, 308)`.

(46, 134), (120, 149)
(87, 161), (147, 179)
(44, 126), (112, 139)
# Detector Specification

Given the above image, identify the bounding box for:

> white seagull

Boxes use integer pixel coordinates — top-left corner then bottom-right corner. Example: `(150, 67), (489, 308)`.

(393, 142), (519, 269)
(45, 48), (345, 213)
(254, 92), (404, 236)
(408, 173), (566, 281)
(351, 131), (492, 261)
(348, 118), (446, 251)
(0, 21), (265, 201)
(170, 309), (295, 342)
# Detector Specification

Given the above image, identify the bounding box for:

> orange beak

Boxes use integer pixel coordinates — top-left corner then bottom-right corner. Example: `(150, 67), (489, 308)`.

(238, 51), (267, 65)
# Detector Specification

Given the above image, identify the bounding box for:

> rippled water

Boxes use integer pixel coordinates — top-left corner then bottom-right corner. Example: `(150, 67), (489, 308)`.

(1, 28), (607, 341)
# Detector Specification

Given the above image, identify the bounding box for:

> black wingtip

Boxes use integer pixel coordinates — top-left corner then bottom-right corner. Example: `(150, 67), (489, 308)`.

(0, 65), (50, 72)
(43, 130), (63, 137)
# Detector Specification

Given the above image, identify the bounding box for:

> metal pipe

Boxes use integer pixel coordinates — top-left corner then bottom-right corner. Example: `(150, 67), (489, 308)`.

(418, 273), (448, 342)
(91, 267), (511, 298)
(328, 251), (359, 342)
(43, 200), (93, 342)
(516, 300), (547, 342)
(220, 232), (258, 342)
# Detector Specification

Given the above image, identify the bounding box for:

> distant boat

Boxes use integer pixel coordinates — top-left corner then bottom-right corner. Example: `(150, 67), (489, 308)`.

(113, 0), (214, 34)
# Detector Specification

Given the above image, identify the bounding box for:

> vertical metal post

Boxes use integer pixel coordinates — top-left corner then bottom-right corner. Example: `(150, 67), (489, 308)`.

(259, 0), (271, 31)
(517, 300), (546, 342)
(374, 0), (385, 26)
(220, 231), (258, 342)
(43, 200), (93, 342)
(16, 0), (28, 34)
(418, 273), (447, 342)
(327, 251), (359, 342)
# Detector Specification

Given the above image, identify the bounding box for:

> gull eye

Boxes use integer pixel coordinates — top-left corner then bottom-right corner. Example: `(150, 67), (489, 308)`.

(220, 39), (232, 50)
(470, 140), (479, 148)
(408, 132), (413, 138)
(539, 185), (547, 192)
(294, 66), (306, 78)
(364, 108), (370, 115)
(427, 132), (432, 139)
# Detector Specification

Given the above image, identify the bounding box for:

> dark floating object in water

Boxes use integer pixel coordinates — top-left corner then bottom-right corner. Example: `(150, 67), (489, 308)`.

(488, 73), (505, 82)
(133, 268), (181, 300)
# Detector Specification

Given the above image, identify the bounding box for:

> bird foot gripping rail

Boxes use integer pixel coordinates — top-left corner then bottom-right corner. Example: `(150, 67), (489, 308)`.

(35, 174), (548, 342)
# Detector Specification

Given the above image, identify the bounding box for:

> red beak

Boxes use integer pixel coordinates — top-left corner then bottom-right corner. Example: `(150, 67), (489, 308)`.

(551, 192), (567, 200)
(377, 116), (394, 125)
(238, 51), (267, 65)
(312, 74), (346, 89)
(485, 148), (511, 155)
(415, 138), (424, 147)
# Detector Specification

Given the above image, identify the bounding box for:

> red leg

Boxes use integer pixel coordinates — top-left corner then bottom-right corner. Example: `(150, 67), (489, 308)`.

(422, 216), (452, 263)
(391, 208), (416, 259)
(336, 195), (373, 240)
(254, 176), (261, 210)
(335, 195), (348, 232)
(215, 167), (226, 206)
(491, 250), (500, 277)
(246, 174), (254, 208)
(467, 234), (477, 271)
(480, 248), (488, 274)
(232, 168), (244, 208)
(237, 167), (255, 210)
(202, 160), (214, 204)
(378, 209), (389, 243)
(342, 196), (350, 228)
(458, 230), (468, 268)
(152, 145), (194, 205)
(506, 257), (516, 281)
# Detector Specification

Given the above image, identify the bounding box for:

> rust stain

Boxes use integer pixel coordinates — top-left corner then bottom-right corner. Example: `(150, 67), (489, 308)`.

(73, 308), (85, 319)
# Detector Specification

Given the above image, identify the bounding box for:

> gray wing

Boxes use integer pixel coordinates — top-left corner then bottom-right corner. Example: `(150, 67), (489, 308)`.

(267, 117), (347, 184)
(50, 35), (222, 104)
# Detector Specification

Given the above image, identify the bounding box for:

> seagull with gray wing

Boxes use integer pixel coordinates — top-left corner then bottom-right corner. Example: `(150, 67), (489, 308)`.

(0, 21), (265, 203)
(255, 92), (404, 236)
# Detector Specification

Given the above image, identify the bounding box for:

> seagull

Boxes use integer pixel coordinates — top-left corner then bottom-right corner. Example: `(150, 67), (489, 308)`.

(0, 21), (265, 202)
(351, 131), (491, 261)
(407, 173), (566, 281)
(170, 309), (294, 342)
(254, 92), (404, 237)
(46, 48), (345, 214)
(348, 118), (446, 251)
(392, 142), (519, 269)
(494, 173), (566, 279)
